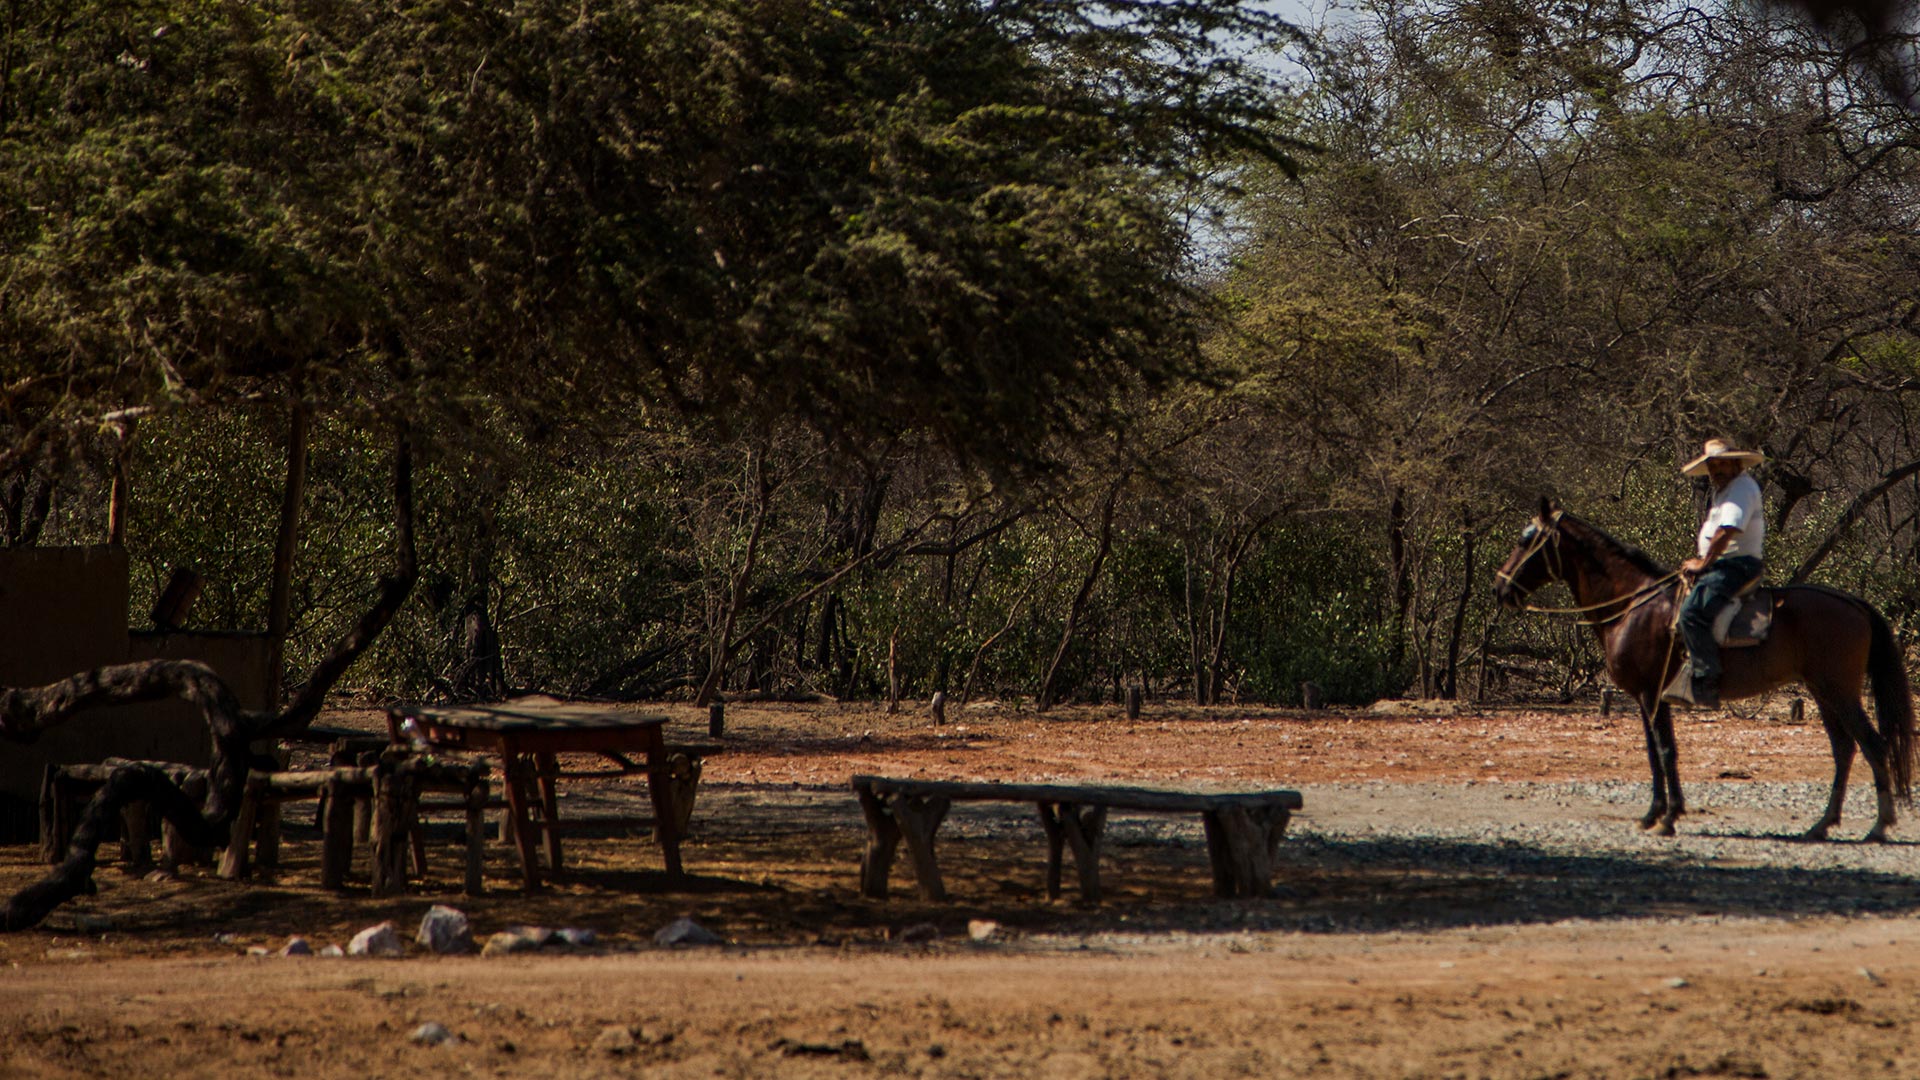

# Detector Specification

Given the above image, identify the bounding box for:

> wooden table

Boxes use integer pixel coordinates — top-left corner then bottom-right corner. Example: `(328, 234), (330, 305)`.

(386, 700), (683, 889)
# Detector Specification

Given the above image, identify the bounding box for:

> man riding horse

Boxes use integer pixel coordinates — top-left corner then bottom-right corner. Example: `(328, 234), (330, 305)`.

(1666, 438), (1767, 709)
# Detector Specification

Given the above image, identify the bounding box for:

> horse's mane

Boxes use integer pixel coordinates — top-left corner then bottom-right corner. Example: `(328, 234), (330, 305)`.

(1557, 512), (1670, 578)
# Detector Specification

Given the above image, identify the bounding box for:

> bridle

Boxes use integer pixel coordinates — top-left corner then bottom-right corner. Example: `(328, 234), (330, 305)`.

(1498, 511), (1684, 627)
(1494, 511), (1567, 603)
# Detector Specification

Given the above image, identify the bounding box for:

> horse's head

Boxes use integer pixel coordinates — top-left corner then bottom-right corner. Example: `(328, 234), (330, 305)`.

(1493, 496), (1565, 609)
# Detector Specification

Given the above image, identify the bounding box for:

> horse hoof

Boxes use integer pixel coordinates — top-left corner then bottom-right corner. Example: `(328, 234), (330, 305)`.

(1652, 821), (1676, 837)
(1639, 815), (1661, 831)
(1799, 827), (1831, 843)
(1864, 827), (1890, 844)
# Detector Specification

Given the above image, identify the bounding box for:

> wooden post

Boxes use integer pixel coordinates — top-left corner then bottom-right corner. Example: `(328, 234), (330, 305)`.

(534, 751), (563, 872)
(499, 755), (543, 890)
(664, 752), (702, 836)
(464, 774), (488, 896)
(855, 784), (902, 899)
(886, 628), (900, 713)
(216, 778), (260, 880)
(1037, 803), (1068, 899)
(370, 767), (415, 897)
(255, 746), (289, 870)
(1206, 804), (1274, 898)
(887, 793), (951, 901)
(1056, 802), (1107, 902)
(163, 771), (211, 870)
(353, 781), (373, 845)
(1300, 681), (1322, 711)
(320, 775), (359, 889)
(1602, 688), (1614, 717)
(930, 691), (946, 726)
(1202, 811), (1233, 895)
(708, 701), (725, 739)
(1791, 697), (1805, 723)
(1125, 685), (1142, 721)
(120, 802), (153, 869)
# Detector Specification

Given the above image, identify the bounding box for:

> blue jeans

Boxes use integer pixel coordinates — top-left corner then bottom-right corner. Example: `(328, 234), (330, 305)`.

(1679, 555), (1764, 685)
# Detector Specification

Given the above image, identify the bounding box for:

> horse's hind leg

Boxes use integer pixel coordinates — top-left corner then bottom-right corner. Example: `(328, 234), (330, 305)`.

(1821, 688), (1895, 843)
(1799, 707), (1854, 842)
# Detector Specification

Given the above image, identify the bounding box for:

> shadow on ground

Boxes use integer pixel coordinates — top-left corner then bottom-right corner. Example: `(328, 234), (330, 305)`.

(7, 784), (1920, 955)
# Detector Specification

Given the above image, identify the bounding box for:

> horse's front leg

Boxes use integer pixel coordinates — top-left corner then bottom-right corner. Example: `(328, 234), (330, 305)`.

(1634, 698), (1684, 835)
(1637, 697), (1670, 831)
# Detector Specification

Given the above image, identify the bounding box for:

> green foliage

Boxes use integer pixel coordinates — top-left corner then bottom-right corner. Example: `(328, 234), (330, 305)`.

(1232, 522), (1401, 705)
(15, 0), (1920, 714)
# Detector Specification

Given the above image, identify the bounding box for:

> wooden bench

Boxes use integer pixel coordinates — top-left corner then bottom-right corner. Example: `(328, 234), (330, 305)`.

(850, 775), (1303, 903)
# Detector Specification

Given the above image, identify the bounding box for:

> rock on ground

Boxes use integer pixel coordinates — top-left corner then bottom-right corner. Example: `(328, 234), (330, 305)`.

(654, 918), (723, 947)
(348, 922), (404, 958)
(417, 905), (474, 955)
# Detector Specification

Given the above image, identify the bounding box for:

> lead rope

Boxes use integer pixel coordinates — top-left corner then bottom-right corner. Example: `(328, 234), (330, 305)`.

(1539, 572), (1684, 627)
(1658, 570), (1696, 692)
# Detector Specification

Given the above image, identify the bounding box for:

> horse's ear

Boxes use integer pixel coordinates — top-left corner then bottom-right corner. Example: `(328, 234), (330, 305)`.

(1537, 494), (1554, 521)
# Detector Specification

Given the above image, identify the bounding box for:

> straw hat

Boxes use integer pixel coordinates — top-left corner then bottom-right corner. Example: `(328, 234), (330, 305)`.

(1681, 438), (1764, 477)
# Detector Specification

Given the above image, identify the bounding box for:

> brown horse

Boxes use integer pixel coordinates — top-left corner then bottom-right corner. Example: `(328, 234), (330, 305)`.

(1492, 498), (1915, 840)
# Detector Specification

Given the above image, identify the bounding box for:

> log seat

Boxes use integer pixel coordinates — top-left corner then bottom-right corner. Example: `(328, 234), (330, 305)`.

(39, 753), (490, 897)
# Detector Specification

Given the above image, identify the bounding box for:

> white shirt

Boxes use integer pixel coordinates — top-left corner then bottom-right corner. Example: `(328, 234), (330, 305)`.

(1697, 471), (1764, 560)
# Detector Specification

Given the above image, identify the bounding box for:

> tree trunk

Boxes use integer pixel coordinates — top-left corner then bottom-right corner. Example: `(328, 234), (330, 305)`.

(694, 450), (771, 707)
(959, 579), (1032, 706)
(1, 447), (53, 548)
(1183, 525), (1205, 704)
(1203, 521), (1270, 708)
(1037, 473), (1128, 712)
(1387, 488), (1411, 677)
(265, 401), (309, 707)
(106, 418), (136, 547)
(451, 487), (505, 701)
(886, 626), (900, 713)
(1441, 511), (1476, 700)
(810, 468), (891, 697)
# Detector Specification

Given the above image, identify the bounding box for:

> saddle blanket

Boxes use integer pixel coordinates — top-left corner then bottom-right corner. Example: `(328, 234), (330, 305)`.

(1712, 587), (1776, 648)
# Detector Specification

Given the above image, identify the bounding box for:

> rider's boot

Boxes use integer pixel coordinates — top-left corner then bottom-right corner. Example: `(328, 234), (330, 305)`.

(1690, 675), (1720, 709)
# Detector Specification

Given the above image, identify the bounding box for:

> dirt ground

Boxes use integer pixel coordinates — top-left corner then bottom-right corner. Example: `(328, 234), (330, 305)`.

(5, 694), (1920, 1078)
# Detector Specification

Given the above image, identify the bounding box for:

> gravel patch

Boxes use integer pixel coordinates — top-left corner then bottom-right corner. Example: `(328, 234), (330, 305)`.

(437, 778), (1920, 939)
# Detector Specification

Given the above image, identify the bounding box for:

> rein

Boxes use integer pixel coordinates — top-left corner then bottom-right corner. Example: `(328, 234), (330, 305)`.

(1498, 513), (1687, 627)
(1530, 573), (1683, 627)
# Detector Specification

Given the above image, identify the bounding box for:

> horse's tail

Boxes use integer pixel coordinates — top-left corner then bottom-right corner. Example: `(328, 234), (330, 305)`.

(1865, 601), (1916, 803)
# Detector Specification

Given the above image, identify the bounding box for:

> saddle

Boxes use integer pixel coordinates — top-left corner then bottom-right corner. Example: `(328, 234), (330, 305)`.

(1659, 586), (1777, 707)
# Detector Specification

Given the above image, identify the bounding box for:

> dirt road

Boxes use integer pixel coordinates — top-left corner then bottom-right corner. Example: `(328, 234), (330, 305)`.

(6, 698), (1918, 1077)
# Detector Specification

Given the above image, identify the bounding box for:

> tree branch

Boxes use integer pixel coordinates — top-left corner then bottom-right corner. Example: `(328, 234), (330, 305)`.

(1, 423), (419, 931)
(1789, 456), (1920, 584)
